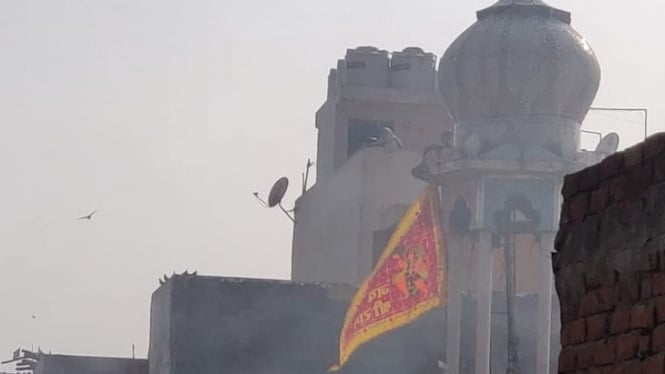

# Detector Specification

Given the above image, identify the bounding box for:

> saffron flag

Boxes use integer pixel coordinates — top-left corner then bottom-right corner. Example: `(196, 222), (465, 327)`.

(330, 185), (446, 370)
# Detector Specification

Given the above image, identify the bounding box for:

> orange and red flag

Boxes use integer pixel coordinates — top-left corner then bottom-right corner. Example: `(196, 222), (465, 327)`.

(330, 185), (446, 370)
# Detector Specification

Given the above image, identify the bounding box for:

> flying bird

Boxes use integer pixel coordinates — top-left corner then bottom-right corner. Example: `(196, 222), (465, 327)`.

(77, 210), (98, 220)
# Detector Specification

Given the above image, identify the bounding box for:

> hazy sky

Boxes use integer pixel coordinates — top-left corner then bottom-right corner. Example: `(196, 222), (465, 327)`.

(0, 0), (663, 362)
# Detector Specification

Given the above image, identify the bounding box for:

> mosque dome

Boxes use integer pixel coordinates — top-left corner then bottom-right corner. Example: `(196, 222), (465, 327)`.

(438, 0), (601, 159)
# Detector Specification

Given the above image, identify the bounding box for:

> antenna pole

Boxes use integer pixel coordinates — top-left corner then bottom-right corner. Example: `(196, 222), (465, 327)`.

(278, 203), (295, 223)
(579, 129), (602, 146)
(303, 158), (313, 195)
(252, 193), (269, 207)
(301, 172), (306, 194)
(589, 107), (648, 139)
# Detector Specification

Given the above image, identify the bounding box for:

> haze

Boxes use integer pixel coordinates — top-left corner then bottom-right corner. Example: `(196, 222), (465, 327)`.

(0, 0), (662, 362)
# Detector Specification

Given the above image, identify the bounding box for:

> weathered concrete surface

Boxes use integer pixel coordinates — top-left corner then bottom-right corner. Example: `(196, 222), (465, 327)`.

(292, 147), (425, 285)
(294, 45), (452, 286)
(35, 354), (147, 374)
(555, 133), (665, 373)
(148, 275), (447, 374)
(148, 274), (556, 374)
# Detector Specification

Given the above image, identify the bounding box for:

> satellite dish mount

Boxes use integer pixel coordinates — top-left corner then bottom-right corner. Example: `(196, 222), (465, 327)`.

(267, 177), (295, 223)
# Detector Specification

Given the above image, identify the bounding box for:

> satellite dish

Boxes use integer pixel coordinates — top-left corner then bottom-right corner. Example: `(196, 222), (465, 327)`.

(268, 177), (289, 207)
(595, 132), (620, 154)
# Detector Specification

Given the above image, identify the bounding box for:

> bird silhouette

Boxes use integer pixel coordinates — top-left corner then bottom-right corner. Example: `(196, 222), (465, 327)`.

(366, 127), (403, 150)
(77, 210), (98, 220)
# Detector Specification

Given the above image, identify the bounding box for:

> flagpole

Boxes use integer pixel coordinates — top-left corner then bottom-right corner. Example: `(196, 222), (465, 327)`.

(437, 185), (446, 374)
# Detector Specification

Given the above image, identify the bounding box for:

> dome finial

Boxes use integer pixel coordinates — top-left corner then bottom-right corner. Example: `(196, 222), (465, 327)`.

(478, 0), (570, 23)
(439, 1), (600, 159)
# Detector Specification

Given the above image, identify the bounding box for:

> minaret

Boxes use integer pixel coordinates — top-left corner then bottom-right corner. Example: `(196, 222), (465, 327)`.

(416, 1), (602, 373)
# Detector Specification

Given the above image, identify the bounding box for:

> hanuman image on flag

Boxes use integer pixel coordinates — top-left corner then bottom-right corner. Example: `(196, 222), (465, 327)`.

(330, 185), (446, 370)
(393, 244), (432, 299)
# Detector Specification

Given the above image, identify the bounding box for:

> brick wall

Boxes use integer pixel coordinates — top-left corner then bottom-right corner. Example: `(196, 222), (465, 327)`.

(554, 133), (665, 373)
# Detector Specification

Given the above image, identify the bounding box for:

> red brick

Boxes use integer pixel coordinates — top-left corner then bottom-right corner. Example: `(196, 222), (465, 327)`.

(613, 359), (640, 374)
(575, 342), (598, 370)
(593, 339), (617, 366)
(570, 318), (587, 345)
(643, 133), (665, 161)
(563, 172), (582, 198)
(580, 292), (600, 317)
(655, 159), (665, 183)
(640, 352), (665, 374)
(631, 303), (655, 330)
(559, 347), (577, 372)
(627, 164), (654, 198)
(653, 273), (665, 296)
(560, 202), (572, 225)
(624, 143), (644, 168)
(579, 167), (601, 191)
(562, 306), (578, 325)
(640, 334), (651, 355)
(642, 274), (654, 299)
(598, 286), (620, 313)
(600, 152), (625, 180)
(619, 276), (642, 305)
(562, 323), (573, 347)
(555, 227), (569, 252)
(586, 270), (618, 290)
(580, 287), (619, 317)
(648, 253), (660, 272)
(654, 296), (665, 323)
(615, 332), (640, 361)
(589, 186), (610, 213)
(652, 324), (665, 352)
(587, 314), (608, 341)
(611, 308), (632, 334)
(609, 175), (629, 203)
(570, 192), (590, 223)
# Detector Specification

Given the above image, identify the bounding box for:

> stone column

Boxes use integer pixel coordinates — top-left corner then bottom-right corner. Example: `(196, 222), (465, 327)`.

(446, 235), (463, 374)
(536, 232), (555, 374)
(475, 231), (494, 374)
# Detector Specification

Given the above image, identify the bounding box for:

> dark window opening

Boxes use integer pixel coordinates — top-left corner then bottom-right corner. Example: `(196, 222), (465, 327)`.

(347, 119), (393, 157)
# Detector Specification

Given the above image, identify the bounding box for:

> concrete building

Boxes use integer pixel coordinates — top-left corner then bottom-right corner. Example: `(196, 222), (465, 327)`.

(292, 46), (453, 285)
(4, 353), (148, 374)
(147, 274), (449, 374)
(34, 355), (147, 374)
